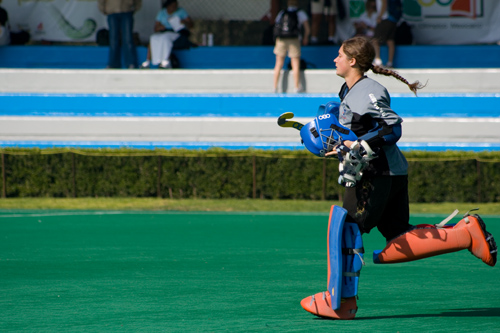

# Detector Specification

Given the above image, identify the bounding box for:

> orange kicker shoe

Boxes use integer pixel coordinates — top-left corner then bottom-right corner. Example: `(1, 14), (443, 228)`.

(459, 214), (497, 267)
(300, 291), (357, 320)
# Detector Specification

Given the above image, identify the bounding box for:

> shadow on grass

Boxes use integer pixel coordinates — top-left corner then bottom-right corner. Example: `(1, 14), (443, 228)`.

(352, 307), (500, 320)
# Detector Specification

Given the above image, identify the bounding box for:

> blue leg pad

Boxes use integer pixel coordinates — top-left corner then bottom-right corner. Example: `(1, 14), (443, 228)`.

(341, 222), (364, 298)
(327, 205), (364, 310)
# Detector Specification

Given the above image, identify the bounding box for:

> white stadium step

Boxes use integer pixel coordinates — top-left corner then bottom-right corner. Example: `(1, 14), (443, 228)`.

(1, 68), (499, 151)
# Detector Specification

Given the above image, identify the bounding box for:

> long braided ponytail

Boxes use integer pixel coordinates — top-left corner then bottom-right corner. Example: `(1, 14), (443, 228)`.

(342, 36), (425, 95)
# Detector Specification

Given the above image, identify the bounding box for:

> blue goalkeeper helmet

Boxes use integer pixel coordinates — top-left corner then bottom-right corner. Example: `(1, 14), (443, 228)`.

(300, 101), (358, 157)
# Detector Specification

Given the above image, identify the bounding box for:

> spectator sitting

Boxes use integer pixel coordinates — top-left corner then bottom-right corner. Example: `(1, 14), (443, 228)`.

(0, 0), (30, 46)
(354, 0), (377, 38)
(140, 0), (193, 69)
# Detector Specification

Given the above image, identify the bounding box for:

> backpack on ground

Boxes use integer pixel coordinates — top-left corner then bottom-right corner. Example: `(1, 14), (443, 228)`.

(395, 21), (413, 45)
(273, 9), (300, 39)
(169, 53), (180, 69)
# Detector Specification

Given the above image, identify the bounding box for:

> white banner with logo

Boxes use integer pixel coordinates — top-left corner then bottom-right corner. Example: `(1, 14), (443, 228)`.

(4, 0), (105, 42)
(2, 0), (500, 45)
(401, 0), (500, 44)
(338, 0), (500, 45)
(2, 0), (159, 43)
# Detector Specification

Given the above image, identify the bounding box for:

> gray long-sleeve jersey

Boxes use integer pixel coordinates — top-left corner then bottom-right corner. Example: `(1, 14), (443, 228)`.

(339, 76), (408, 176)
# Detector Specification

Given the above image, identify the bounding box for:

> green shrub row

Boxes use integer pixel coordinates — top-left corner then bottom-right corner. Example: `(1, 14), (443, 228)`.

(1, 148), (499, 203)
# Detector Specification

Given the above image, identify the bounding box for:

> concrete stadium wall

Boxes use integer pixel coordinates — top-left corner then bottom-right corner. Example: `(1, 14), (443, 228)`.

(1, 43), (499, 152)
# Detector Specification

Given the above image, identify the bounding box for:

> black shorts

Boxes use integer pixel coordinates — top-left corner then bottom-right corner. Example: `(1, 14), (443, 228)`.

(342, 175), (411, 241)
(374, 19), (397, 44)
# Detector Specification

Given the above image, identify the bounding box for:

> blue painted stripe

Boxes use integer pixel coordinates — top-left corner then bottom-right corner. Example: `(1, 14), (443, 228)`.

(1, 93), (499, 118)
(0, 140), (303, 151)
(0, 93), (334, 118)
(398, 142), (500, 151)
(392, 94), (500, 118)
(2, 45), (500, 69)
(1, 141), (499, 152)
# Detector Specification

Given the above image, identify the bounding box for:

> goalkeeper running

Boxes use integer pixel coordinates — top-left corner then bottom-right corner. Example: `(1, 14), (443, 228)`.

(298, 36), (497, 320)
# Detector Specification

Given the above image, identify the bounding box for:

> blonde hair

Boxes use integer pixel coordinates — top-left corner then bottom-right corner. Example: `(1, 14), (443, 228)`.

(342, 36), (425, 95)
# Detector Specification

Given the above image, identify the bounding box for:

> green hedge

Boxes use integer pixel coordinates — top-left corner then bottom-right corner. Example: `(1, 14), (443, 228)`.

(1, 148), (499, 203)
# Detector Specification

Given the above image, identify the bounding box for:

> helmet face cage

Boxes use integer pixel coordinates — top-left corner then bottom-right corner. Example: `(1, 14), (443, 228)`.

(316, 101), (343, 155)
(318, 125), (343, 156)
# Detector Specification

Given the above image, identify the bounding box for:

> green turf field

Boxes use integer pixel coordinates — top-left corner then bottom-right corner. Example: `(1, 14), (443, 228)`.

(1, 210), (499, 332)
